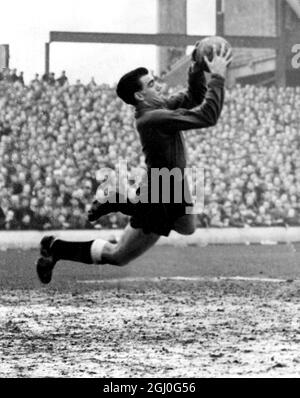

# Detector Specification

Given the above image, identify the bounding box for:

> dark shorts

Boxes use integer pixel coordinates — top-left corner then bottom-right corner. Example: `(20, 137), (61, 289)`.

(130, 202), (192, 237)
(128, 172), (194, 236)
(129, 174), (194, 236)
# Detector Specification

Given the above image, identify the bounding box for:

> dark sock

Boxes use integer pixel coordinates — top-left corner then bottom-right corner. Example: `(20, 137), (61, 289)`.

(51, 240), (94, 264)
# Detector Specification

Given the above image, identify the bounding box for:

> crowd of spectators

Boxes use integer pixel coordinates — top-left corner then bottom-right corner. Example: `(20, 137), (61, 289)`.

(0, 67), (300, 230)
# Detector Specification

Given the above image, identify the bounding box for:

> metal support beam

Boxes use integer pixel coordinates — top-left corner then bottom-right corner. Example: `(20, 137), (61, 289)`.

(45, 42), (50, 75)
(275, 0), (287, 86)
(4, 44), (9, 68)
(49, 31), (279, 49)
(157, 0), (187, 74)
(0, 44), (10, 69)
(216, 0), (225, 36)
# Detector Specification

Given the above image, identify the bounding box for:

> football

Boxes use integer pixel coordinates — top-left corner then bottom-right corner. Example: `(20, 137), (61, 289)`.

(193, 36), (232, 72)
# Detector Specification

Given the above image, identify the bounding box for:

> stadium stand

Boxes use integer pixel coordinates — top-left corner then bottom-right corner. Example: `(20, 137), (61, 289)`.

(0, 68), (300, 230)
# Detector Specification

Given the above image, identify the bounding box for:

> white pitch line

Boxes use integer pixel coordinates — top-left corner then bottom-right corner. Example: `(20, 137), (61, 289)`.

(77, 275), (297, 284)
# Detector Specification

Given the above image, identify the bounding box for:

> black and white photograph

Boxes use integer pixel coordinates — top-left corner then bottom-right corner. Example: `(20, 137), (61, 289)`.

(0, 0), (300, 381)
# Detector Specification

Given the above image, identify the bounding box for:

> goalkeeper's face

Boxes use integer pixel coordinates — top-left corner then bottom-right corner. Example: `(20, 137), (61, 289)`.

(135, 73), (164, 107)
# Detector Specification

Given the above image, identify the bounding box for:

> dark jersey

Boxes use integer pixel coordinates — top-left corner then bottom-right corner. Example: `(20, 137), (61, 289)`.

(130, 65), (225, 236)
(135, 65), (225, 173)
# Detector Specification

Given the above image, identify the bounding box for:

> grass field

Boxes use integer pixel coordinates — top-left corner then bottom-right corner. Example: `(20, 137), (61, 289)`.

(0, 243), (300, 377)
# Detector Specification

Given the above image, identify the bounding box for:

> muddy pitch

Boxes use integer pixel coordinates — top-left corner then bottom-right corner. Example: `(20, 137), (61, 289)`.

(1, 278), (299, 377)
